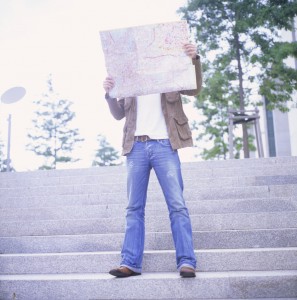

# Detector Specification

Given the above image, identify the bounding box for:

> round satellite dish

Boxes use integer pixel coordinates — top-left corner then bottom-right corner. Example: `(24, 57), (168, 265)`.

(1, 86), (26, 104)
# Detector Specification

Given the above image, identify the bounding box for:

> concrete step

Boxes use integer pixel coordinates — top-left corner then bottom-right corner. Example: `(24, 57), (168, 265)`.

(1, 171), (297, 189)
(0, 159), (296, 299)
(1, 228), (297, 254)
(1, 161), (297, 188)
(0, 182), (270, 198)
(1, 211), (297, 237)
(1, 185), (297, 208)
(1, 175), (297, 197)
(1, 248), (296, 275)
(1, 197), (296, 222)
(200, 164), (297, 177)
(0, 157), (297, 185)
(0, 270), (296, 299)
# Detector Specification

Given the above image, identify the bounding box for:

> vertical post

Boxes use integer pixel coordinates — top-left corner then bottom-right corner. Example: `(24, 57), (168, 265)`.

(255, 118), (264, 158)
(292, 18), (297, 70)
(228, 112), (234, 159)
(6, 114), (12, 172)
(254, 108), (264, 158)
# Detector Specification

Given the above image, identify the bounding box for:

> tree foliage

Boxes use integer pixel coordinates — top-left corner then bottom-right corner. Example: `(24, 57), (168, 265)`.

(0, 136), (6, 172)
(27, 75), (84, 170)
(0, 136), (14, 172)
(179, 0), (297, 159)
(92, 134), (121, 167)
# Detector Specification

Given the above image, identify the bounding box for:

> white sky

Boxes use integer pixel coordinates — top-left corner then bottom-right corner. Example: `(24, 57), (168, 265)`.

(0, 0), (204, 171)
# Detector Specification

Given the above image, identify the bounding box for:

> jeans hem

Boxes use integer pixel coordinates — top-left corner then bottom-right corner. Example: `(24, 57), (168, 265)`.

(120, 264), (142, 274)
(177, 263), (196, 272)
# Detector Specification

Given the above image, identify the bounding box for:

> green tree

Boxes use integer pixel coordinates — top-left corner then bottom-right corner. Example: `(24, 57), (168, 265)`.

(27, 75), (84, 170)
(179, 0), (297, 159)
(92, 134), (121, 167)
(0, 136), (15, 172)
(0, 136), (6, 172)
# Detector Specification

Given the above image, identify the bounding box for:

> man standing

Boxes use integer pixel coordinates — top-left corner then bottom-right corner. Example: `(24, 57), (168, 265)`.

(103, 43), (202, 278)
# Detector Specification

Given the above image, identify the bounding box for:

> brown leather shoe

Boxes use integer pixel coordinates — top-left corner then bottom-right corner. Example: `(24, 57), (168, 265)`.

(109, 266), (141, 278)
(180, 267), (196, 278)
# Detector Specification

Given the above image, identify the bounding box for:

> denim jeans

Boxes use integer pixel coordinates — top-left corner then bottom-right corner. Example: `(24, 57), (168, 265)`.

(120, 139), (196, 273)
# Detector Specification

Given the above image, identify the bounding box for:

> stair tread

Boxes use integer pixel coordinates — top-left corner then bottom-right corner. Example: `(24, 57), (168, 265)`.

(2, 209), (297, 220)
(1, 246), (296, 256)
(1, 269), (297, 280)
(0, 159), (297, 299)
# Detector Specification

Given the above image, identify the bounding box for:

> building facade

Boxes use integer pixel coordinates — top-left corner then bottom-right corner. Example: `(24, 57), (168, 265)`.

(261, 18), (297, 157)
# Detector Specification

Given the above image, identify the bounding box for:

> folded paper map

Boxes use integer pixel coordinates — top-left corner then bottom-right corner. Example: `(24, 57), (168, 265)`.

(100, 20), (196, 98)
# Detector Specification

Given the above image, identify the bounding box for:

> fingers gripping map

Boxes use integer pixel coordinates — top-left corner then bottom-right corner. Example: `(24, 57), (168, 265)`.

(100, 21), (196, 98)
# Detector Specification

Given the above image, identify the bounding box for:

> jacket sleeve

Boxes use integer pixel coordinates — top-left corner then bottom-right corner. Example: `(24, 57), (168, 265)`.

(181, 58), (203, 97)
(106, 96), (125, 120)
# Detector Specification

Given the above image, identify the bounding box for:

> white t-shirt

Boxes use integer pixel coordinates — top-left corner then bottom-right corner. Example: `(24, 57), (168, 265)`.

(134, 93), (169, 139)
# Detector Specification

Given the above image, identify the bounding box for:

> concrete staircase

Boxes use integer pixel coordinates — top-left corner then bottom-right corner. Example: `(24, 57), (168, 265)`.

(0, 157), (297, 299)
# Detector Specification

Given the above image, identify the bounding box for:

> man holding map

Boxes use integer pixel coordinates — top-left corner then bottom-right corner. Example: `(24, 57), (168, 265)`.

(101, 21), (202, 278)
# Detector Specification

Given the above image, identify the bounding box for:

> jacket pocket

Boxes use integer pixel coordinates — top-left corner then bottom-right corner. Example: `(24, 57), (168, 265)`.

(173, 116), (192, 140)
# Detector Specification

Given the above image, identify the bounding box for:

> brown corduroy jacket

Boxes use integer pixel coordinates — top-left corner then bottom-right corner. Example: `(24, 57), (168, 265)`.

(105, 58), (203, 155)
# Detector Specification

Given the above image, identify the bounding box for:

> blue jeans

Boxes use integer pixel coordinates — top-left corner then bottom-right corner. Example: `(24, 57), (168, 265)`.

(120, 139), (196, 273)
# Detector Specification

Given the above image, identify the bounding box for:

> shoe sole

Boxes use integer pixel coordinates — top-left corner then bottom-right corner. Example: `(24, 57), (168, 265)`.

(109, 269), (141, 278)
(180, 271), (196, 278)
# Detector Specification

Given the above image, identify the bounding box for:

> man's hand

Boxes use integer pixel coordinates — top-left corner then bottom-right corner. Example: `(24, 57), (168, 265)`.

(183, 43), (198, 59)
(103, 76), (115, 94)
